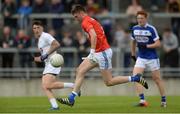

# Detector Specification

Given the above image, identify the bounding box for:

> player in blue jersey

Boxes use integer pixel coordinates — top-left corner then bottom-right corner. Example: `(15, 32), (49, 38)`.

(131, 11), (166, 107)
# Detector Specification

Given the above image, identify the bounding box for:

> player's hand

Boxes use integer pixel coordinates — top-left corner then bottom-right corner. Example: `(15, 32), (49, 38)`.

(137, 43), (147, 49)
(131, 56), (136, 62)
(40, 53), (48, 62)
(29, 55), (35, 62)
(88, 49), (98, 63)
(34, 56), (41, 62)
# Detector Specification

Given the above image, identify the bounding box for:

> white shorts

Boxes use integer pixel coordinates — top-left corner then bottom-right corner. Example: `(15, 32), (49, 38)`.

(94, 48), (112, 69)
(43, 61), (61, 75)
(135, 57), (160, 71)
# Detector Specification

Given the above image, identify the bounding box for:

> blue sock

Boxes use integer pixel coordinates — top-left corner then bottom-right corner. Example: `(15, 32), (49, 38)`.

(68, 92), (77, 102)
(139, 93), (145, 100)
(131, 75), (140, 82)
(161, 96), (166, 102)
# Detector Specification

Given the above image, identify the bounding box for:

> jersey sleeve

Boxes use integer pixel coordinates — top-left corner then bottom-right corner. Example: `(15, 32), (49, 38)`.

(151, 26), (159, 41)
(82, 21), (93, 32)
(45, 33), (55, 45)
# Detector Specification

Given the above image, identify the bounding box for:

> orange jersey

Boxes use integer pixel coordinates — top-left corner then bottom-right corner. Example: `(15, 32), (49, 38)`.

(81, 16), (110, 52)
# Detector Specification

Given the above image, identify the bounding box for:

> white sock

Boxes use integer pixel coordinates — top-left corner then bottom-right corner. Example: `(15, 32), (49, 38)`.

(72, 91), (78, 96)
(49, 98), (58, 108)
(128, 76), (131, 82)
(64, 83), (74, 88)
(140, 99), (146, 103)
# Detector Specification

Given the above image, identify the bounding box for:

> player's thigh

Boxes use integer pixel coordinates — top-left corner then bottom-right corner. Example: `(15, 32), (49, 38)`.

(134, 57), (146, 74)
(77, 59), (97, 75)
(42, 74), (56, 85)
(96, 48), (112, 69)
(100, 69), (113, 82)
(133, 67), (145, 75)
(147, 59), (160, 71)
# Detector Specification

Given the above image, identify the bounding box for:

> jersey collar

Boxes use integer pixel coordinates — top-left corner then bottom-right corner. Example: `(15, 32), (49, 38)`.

(137, 23), (149, 28)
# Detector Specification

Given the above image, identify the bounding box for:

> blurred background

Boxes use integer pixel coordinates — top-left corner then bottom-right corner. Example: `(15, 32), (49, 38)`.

(0, 0), (180, 96)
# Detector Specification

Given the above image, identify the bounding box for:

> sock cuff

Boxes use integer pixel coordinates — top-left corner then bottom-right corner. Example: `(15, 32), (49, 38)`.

(128, 76), (131, 82)
(64, 83), (74, 88)
(50, 98), (56, 102)
(72, 91), (78, 96)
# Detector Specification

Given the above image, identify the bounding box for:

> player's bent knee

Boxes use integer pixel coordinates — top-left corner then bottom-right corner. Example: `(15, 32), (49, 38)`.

(152, 76), (161, 83)
(42, 83), (51, 90)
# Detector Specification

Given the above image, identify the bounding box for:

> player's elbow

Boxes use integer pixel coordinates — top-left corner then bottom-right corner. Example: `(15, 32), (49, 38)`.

(55, 41), (60, 48)
(155, 40), (161, 48)
(157, 42), (161, 48)
(52, 40), (60, 48)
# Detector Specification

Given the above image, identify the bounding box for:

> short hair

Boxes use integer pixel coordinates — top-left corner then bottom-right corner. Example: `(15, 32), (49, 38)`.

(136, 10), (148, 18)
(164, 27), (171, 32)
(71, 4), (86, 15)
(32, 20), (43, 27)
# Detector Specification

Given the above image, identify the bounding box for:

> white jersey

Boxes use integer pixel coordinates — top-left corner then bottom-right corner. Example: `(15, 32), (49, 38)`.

(38, 32), (61, 75)
(38, 32), (56, 56)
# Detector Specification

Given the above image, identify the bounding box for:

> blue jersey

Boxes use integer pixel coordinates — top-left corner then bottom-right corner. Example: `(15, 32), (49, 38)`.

(131, 23), (159, 59)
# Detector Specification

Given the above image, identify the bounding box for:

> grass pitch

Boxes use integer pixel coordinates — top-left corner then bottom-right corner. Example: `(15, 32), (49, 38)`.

(0, 96), (180, 113)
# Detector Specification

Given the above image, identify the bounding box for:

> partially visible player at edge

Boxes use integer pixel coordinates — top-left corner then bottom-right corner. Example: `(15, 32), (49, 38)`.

(56, 4), (148, 107)
(130, 11), (166, 107)
(32, 21), (76, 110)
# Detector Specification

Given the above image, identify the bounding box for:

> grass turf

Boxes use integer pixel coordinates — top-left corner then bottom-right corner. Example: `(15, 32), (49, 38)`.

(0, 96), (180, 113)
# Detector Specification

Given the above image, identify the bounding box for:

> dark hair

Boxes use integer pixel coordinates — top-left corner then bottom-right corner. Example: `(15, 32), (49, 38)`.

(32, 20), (43, 27)
(136, 10), (148, 18)
(164, 27), (171, 32)
(71, 4), (86, 15)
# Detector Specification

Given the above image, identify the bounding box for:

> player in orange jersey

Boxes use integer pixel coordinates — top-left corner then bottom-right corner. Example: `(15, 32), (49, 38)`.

(57, 4), (148, 107)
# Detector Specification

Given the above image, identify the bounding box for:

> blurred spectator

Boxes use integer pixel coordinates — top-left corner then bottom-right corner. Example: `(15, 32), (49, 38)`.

(0, 26), (15, 67)
(32, 0), (49, 13)
(150, 0), (159, 12)
(101, 8), (113, 45)
(64, 0), (84, 12)
(48, 28), (62, 42)
(126, 0), (143, 29)
(113, 25), (125, 47)
(61, 31), (75, 67)
(123, 30), (131, 67)
(1, 0), (17, 28)
(166, 0), (180, 41)
(16, 0), (33, 8)
(49, 0), (64, 30)
(17, 0), (32, 29)
(32, 0), (49, 25)
(113, 26), (131, 67)
(74, 31), (89, 64)
(86, 0), (100, 16)
(162, 28), (179, 67)
(15, 29), (31, 67)
(126, 0), (143, 16)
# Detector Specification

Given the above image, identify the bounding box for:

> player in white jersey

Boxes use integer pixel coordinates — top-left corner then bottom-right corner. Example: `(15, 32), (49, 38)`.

(32, 21), (75, 110)
(131, 11), (166, 107)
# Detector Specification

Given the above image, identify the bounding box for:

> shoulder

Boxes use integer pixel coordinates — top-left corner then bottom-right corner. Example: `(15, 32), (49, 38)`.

(41, 32), (52, 38)
(132, 25), (140, 29)
(131, 25), (140, 31)
(82, 16), (94, 25)
(147, 24), (158, 32)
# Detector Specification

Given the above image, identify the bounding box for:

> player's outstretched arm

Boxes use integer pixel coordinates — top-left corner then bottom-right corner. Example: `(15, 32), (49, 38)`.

(47, 40), (60, 55)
